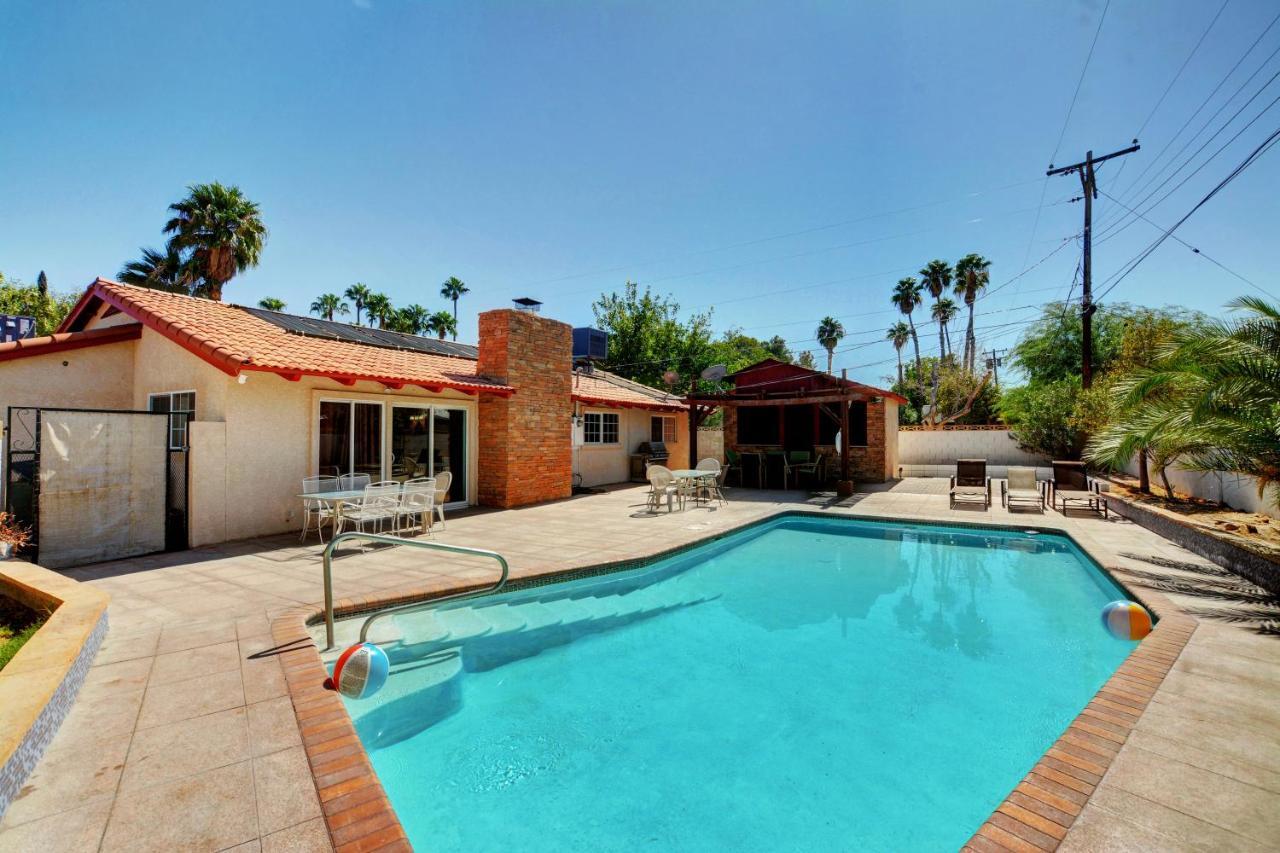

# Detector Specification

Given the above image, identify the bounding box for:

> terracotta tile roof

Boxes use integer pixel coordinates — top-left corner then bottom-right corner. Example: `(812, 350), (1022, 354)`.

(60, 280), (513, 395)
(572, 368), (686, 412)
(0, 323), (142, 362)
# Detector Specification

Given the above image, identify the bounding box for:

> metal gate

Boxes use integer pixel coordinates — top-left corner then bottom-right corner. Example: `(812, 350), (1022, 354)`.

(4, 406), (189, 564)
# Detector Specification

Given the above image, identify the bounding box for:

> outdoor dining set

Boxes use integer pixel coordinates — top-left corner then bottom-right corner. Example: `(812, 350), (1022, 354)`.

(298, 471), (453, 543)
(645, 458), (729, 513)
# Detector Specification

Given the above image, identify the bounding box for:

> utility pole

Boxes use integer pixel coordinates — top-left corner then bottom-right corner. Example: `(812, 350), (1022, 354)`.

(983, 348), (1006, 388)
(1047, 141), (1139, 388)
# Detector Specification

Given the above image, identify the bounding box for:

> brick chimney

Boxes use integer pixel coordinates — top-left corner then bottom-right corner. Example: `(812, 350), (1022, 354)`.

(476, 308), (573, 508)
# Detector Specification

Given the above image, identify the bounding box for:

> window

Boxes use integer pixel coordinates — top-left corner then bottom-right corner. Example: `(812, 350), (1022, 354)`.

(148, 391), (195, 449)
(318, 400), (383, 477)
(650, 416), (676, 444)
(583, 412), (619, 445)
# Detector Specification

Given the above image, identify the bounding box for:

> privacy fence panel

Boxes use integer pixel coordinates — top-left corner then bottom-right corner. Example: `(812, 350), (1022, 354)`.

(37, 410), (169, 568)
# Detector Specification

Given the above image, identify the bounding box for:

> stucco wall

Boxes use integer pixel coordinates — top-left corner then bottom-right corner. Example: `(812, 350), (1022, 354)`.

(1121, 458), (1278, 519)
(697, 427), (724, 465)
(130, 327), (231, 420)
(897, 427), (1047, 470)
(0, 340), (135, 415)
(573, 407), (689, 488)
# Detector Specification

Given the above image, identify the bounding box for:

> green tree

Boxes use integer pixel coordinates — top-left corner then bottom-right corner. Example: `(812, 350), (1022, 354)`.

(0, 272), (77, 335)
(953, 253), (991, 371)
(797, 350), (816, 370)
(891, 277), (924, 378)
(36, 271), (48, 297)
(592, 281), (709, 388)
(764, 335), (793, 362)
(815, 316), (845, 374)
(398, 304), (431, 335)
(427, 310), (457, 340)
(1087, 296), (1280, 508)
(310, 293), (348, 321)
(364, 293), (393, 329)
(440, 277), (469, 341)
(894, 357), (998, 427)
(1009, 301), (1135, 386)
(886, 321), (911, 386)
(344, 283), (371, 326)
(258, 297), (286, 311)
(163, 182), (266, 302)
(1001, 378), (1082, 459)
(118, 246), (194, 293)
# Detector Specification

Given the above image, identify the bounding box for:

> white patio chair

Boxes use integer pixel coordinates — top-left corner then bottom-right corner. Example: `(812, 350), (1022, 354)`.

(300, 475), (339, 542)
(646, 465), (682, 513)
(340, 472), (371, 492)
(432, 470), (453, 529)
(336, 483), (401, 536)
(395, 477), (437, 536)
(695, 458), (725, 505)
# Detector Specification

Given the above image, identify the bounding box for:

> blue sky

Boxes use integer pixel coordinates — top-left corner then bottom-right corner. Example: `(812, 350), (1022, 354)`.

(2, 0), (1277, 386)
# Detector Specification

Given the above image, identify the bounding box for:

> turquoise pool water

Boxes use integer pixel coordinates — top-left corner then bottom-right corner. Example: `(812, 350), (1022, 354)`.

(339, 515), (1138, 851)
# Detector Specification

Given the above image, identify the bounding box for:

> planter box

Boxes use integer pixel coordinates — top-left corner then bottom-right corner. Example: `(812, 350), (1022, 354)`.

(1105, 492), (1280, 596)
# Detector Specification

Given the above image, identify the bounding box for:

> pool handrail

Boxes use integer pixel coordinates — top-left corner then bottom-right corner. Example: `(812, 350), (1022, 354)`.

(320, 531), (509, 650)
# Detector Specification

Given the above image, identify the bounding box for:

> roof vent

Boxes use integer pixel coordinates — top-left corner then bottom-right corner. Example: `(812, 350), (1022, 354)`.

(513, 297), (542, 313)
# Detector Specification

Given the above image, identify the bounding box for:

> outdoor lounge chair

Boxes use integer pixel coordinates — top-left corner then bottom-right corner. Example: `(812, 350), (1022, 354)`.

(1051, 461), (1108, 518)
(1001, 466), (1045, 512)
(949, 459), (990, 509)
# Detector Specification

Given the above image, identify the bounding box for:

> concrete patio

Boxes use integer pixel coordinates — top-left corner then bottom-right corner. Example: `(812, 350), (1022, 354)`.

(0, 481), (1276, 852)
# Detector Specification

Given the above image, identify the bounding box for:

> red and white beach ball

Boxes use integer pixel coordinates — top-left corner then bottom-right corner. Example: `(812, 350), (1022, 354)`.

(331, 642), (390, 699)
(1101, 601), (1153, 641)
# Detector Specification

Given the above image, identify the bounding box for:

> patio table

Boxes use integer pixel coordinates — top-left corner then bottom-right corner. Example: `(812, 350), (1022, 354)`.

(670, 469), (712, 509)
(298, 488), (378, 541)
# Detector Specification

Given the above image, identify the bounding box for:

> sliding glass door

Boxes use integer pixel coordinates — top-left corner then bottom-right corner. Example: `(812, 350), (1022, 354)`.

(318, 401), (383, 478)
(389, 405), (467, 505)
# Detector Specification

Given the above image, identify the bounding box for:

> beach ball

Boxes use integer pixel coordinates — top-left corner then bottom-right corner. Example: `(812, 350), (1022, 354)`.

(331, 642), (390, 699)
(1101, 601), (1153, 641)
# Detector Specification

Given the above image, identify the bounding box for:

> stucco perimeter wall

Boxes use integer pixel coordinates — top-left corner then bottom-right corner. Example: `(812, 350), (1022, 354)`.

(1122, 457), (1278, 519)
(0, 562), (109, 820)
(897, 427), (1047, 471)
(0, 339), (135, 415)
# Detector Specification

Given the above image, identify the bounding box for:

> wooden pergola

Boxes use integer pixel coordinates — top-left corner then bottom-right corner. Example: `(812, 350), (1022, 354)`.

(685, 360), (892, 495)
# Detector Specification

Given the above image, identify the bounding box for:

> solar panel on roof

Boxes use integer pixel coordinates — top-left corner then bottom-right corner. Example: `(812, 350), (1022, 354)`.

(240, 307), (478, 359)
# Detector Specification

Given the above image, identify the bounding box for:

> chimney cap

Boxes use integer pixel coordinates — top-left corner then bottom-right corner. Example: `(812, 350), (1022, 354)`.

(512, 297), (542, 312)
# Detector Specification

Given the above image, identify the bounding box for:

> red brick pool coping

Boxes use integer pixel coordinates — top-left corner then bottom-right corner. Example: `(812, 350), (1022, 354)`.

(270, 519), (1197, 852)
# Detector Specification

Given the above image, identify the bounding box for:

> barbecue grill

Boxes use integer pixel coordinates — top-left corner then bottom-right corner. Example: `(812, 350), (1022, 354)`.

(630, 440), (670, 481)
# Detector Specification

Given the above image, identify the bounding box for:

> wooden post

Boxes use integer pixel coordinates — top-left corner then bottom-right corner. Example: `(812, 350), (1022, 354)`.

(837, 370), (853, 496)
(688, 403), (700, 469)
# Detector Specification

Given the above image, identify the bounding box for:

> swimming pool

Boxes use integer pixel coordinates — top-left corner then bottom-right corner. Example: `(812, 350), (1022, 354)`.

(336, 515), (1139, 851)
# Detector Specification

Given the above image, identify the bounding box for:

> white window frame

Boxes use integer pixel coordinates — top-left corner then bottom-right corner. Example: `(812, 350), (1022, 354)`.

(651, 415), (677, 444)
(148, 390), (196, 450)
(583, 411), (620, 446)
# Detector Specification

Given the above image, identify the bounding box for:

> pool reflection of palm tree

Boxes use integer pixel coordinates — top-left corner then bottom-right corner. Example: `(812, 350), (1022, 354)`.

(893, 560), (923, 634)
(891, 537), (994, 659)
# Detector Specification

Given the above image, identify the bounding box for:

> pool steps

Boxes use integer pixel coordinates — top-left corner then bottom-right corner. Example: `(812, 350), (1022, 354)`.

(325, 575), (716, 749)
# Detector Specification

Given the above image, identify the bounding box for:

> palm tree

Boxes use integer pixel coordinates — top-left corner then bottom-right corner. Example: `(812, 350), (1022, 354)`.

(919, 260), (953, 423)
(886, 321), (911, 386)
(815, 316), (845, 374)
(953, 253), (991, 371)
(258, 297), (286, 311)
(440, 277), (469, 341)
(428, 310), (457, 340)
(399, 304), (431, 335)
(118, 246), (194, 293)
(309, 293), (349, 321)
(932, 297), (960, 358)
(162, 182), (266, 301)
(1087, 296), (1280, 508)
(891, 277), (924, 377)
(363, 293), (393, 329)
(344, 283), (371, 325)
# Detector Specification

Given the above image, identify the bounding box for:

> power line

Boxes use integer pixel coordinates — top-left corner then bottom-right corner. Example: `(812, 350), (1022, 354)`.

(1050, 0), (1113, 165)
(1095, 124), (1280, 302)
(1098, 189), (1277, 299)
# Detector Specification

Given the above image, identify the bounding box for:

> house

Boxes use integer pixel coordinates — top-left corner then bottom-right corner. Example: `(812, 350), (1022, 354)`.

(687, 358), (904, 488)
(0, 279), (687, 562)
(571, 368), (687, 488)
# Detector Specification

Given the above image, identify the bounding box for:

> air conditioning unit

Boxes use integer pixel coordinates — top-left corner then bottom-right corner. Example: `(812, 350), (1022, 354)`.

(572, 327), (608, 361)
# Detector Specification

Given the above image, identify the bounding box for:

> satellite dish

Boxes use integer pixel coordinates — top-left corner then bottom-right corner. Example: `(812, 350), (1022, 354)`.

(700, 364), (728, 382)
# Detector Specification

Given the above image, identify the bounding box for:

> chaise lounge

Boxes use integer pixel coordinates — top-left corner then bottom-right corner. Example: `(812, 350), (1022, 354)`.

(949, 459), (991, 510)
(1001, 466), (1046, 512)
(1050, 460), (1107, 518)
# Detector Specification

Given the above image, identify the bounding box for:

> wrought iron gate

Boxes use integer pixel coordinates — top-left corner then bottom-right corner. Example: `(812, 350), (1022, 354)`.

(4, 406), (189, 564)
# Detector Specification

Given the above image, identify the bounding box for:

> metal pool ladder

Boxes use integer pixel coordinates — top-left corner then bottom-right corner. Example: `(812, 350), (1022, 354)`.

(320, 532), (510, 650)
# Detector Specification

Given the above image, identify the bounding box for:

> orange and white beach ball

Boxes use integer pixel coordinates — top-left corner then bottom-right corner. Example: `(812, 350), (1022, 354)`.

(330, 642), (390, 699)
(1101, 600), (1153, 641)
